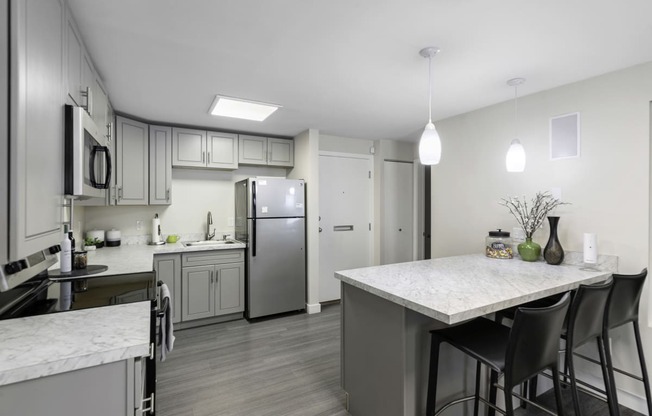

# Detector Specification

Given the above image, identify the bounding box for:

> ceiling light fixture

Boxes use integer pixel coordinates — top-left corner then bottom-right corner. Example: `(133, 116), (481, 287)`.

(209, 95), (281, 121)
(418, 47), (442, 165)
(505, 78), (526, 172)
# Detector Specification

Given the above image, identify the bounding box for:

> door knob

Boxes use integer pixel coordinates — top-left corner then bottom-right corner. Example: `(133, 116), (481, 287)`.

(319, 227), (323, 232)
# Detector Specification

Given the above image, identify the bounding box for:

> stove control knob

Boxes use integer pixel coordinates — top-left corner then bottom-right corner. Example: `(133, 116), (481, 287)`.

(19, 259), (28, 269)
(49, 245), (61, 254)
(4, 261), (23, 275)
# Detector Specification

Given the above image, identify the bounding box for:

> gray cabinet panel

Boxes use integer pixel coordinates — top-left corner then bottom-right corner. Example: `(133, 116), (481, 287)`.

(0, 3), (7, 265)
(81, 51), (94, 117)
(116, 116), (148, 205)
(172, 127), (206, 167)
(149, 125), (172, 205)
(9, 0), (65, 260)
(217, 263), (244, 315)
(238, 135), (267, 165)
(182, 249), (244, 267)
(182, 265), (214, 321)
(65, 16), (82, 106)
(154, 254), (181, 324)
(268, 138), (294, 167)
(207, 131), (238, 169)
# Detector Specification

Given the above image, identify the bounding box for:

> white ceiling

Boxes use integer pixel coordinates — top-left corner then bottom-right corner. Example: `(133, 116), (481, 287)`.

(68, 0), (652, 142)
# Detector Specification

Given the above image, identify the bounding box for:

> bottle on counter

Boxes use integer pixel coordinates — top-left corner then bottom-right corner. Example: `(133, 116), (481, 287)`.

(61, 225), (72, 273)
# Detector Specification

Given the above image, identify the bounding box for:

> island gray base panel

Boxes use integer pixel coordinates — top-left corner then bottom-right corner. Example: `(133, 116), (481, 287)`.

(342, 284), (479, 416)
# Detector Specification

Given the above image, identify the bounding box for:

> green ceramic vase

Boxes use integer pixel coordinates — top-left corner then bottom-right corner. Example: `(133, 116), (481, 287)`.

(518, 237), (541, 262)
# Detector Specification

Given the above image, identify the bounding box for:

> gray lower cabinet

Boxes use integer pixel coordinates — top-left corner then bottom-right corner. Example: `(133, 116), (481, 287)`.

(238, 135), (294, 167)
(0, 357), (147, 416)
(9, 0), (66, 260)
(181, 250), (245, 322)
(153, 253), (181, 324)
(116, 116), (149, 205)
(149, 125), (172, 205)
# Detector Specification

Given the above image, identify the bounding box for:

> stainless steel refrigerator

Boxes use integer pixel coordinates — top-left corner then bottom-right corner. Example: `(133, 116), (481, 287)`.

(235, 178), (306, 319)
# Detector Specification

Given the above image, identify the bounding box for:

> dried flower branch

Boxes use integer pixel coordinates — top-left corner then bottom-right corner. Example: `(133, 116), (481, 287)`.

(499, 192), (569, 239)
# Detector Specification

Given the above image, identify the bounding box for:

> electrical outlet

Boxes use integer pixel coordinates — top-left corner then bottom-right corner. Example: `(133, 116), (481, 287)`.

(227, 217), (235, 227)
(136, 220), (143, 231)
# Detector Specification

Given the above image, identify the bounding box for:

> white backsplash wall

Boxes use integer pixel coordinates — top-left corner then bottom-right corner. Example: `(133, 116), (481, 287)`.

(84, 165), (288, 241)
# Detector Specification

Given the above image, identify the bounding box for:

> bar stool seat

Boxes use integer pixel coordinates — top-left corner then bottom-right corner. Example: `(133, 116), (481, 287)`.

(426, 292), (571, 416)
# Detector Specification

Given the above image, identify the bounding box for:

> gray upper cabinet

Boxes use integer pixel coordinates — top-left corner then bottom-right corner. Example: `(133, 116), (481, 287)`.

(172, 127), (206, 168)
(238, 135), (267, 165)
(9, 0), (65, 260)
(65, 15), (82, 106)
(268, 138), (294, 167)
(207, 131), (238, 169)
(238, 135), (294, 167)
(116, 116), (148, 205)
(149, 125), (172, 205)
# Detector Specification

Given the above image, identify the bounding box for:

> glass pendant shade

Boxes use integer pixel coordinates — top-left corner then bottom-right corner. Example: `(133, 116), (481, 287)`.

(419, 122), (441, 165)
(505, 139), (526, 172)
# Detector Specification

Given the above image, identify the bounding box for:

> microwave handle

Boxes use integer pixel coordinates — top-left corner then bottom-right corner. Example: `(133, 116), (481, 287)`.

(89, 145), (112, 190)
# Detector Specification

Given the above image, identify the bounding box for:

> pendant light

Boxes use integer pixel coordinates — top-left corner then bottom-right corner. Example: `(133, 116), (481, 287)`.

(418, 47), (442, 165)
(505, 77), (526, 172)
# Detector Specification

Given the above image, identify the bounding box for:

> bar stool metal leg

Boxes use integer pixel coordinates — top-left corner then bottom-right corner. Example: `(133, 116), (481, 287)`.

(473, 361), (481, 416)
(633, 321), (652, 416)
(567, 343), (582, 416)
(603, 329), (621, 416)
(552, 367), (566, 416)
(426, 334), (441, 416)
(488, 370), (499, 416)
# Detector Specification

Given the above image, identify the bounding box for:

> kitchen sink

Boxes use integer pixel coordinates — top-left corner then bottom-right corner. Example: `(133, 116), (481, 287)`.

(181, 240), (238, 247)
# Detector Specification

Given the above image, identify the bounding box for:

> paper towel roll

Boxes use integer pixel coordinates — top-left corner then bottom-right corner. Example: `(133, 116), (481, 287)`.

(152, 218), (161, 243)
(583, 233), (598, 264)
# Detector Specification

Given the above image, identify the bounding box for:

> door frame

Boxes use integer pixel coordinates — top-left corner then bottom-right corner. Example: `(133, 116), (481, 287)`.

(319, 150), (375, 275)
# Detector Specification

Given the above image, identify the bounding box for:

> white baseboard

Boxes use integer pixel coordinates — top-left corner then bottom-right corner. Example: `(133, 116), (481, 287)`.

(306, 303), (321, 314)
(580, 373), (648, 414)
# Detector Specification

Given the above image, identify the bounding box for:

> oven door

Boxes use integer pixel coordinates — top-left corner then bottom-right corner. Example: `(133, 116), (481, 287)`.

(65, 105), (112, 199)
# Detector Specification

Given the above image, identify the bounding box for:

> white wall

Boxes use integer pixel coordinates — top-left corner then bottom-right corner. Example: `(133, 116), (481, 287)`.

(84, 165), (287, 239)
(431, 61), (652, 412)
(288, 129), (320, 313)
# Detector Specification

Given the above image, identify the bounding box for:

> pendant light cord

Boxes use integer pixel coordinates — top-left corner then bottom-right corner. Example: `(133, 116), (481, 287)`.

(428, 56), (433, 123)
(513, 84), (518, 139)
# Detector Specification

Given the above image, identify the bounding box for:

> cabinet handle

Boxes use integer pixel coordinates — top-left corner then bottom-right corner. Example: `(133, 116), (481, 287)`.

(166, 188), (170, 201)
(142, 392), (155, 414)
(118, 186), (123, 201)
(207, 152), (210, 164)
(106, 122), (112, 141)
(210, 270), (213, 284)
(81, 86), (93, 116)
(202, 151), (205, 164)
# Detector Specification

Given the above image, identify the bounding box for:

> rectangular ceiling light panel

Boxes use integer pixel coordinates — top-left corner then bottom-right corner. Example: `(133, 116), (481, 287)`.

(209, 95), (280, 121)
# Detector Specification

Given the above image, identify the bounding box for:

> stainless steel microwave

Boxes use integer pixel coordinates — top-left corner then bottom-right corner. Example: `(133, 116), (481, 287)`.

(64, 105), (112, 199)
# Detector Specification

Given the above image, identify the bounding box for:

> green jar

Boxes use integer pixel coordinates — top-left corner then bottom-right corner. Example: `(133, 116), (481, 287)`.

(518, 237), (541, 262)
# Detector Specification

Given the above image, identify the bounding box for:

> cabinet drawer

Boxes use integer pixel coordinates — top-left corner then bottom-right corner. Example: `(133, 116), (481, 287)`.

(182, 249), (244, 267)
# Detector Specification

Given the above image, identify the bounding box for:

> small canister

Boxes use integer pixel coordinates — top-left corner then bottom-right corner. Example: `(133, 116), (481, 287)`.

(485, 229), (513, 259)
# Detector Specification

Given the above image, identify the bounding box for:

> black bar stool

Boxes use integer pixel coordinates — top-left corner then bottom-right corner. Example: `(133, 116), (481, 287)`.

(426, 292), (571, 416)
(562, 279), (614, 416)
(602, 269), (651, 416)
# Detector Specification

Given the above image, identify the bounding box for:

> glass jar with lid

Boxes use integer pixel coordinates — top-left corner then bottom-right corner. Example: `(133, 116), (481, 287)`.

(485, 229), (513, 259)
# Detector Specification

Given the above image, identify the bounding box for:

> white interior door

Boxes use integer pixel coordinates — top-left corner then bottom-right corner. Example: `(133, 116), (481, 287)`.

(319, 153), (373, 302)
(383, 160), (414, 264)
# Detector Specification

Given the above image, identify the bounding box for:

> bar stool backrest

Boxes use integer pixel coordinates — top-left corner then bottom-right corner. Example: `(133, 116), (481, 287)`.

(567, 279), (613, 350)
(505, 292), (571, 386)
(605, 269), (648, 330)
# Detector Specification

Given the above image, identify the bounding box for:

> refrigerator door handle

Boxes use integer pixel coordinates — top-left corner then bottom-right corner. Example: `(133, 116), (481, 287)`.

(252, 180), (257, 257)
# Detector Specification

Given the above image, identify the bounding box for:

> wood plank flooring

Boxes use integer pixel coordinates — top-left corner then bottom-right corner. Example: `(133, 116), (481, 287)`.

(157, 304), (644, 416)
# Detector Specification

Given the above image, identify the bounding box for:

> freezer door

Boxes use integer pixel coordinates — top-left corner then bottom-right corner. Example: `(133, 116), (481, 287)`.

(251, 178), (304, 218)
(246, 217), (306, 318)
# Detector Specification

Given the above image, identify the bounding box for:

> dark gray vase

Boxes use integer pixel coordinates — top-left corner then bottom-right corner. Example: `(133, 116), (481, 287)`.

(543, 216), (564, 265)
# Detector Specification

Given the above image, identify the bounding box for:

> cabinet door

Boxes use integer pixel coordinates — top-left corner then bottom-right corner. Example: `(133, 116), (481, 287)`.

(268, 138), (294, 167)
(115, 116), (148, 205)
(81, 51), (94, 118)
(9, 0), (65, 260)
(154, 254), (181, 324)
(238, 135), (267, 165)
(92, 77), (108, 134)
(172, 127), (206, 167)
(216, 262), (245, 315)
(65, 14), (82, 106)
(207, 131), (238, 169)
(182, 265), (215, 321)
(149, 125), (172, 205)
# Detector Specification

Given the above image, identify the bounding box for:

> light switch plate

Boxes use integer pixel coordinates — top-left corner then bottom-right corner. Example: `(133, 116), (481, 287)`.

(136, 220), (143, 231)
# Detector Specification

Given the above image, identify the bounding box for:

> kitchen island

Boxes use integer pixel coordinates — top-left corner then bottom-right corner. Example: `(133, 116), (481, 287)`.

(334, 253), (617, 416)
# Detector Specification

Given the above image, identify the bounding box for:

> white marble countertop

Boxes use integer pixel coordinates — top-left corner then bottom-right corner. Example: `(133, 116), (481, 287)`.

(0, 301), (151, 387)
(335, 253), (618, 325)
(51, 240), (246, 277)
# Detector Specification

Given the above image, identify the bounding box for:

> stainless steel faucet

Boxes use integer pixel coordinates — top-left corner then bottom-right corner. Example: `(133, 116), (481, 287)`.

(206, 211), (215, 240)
